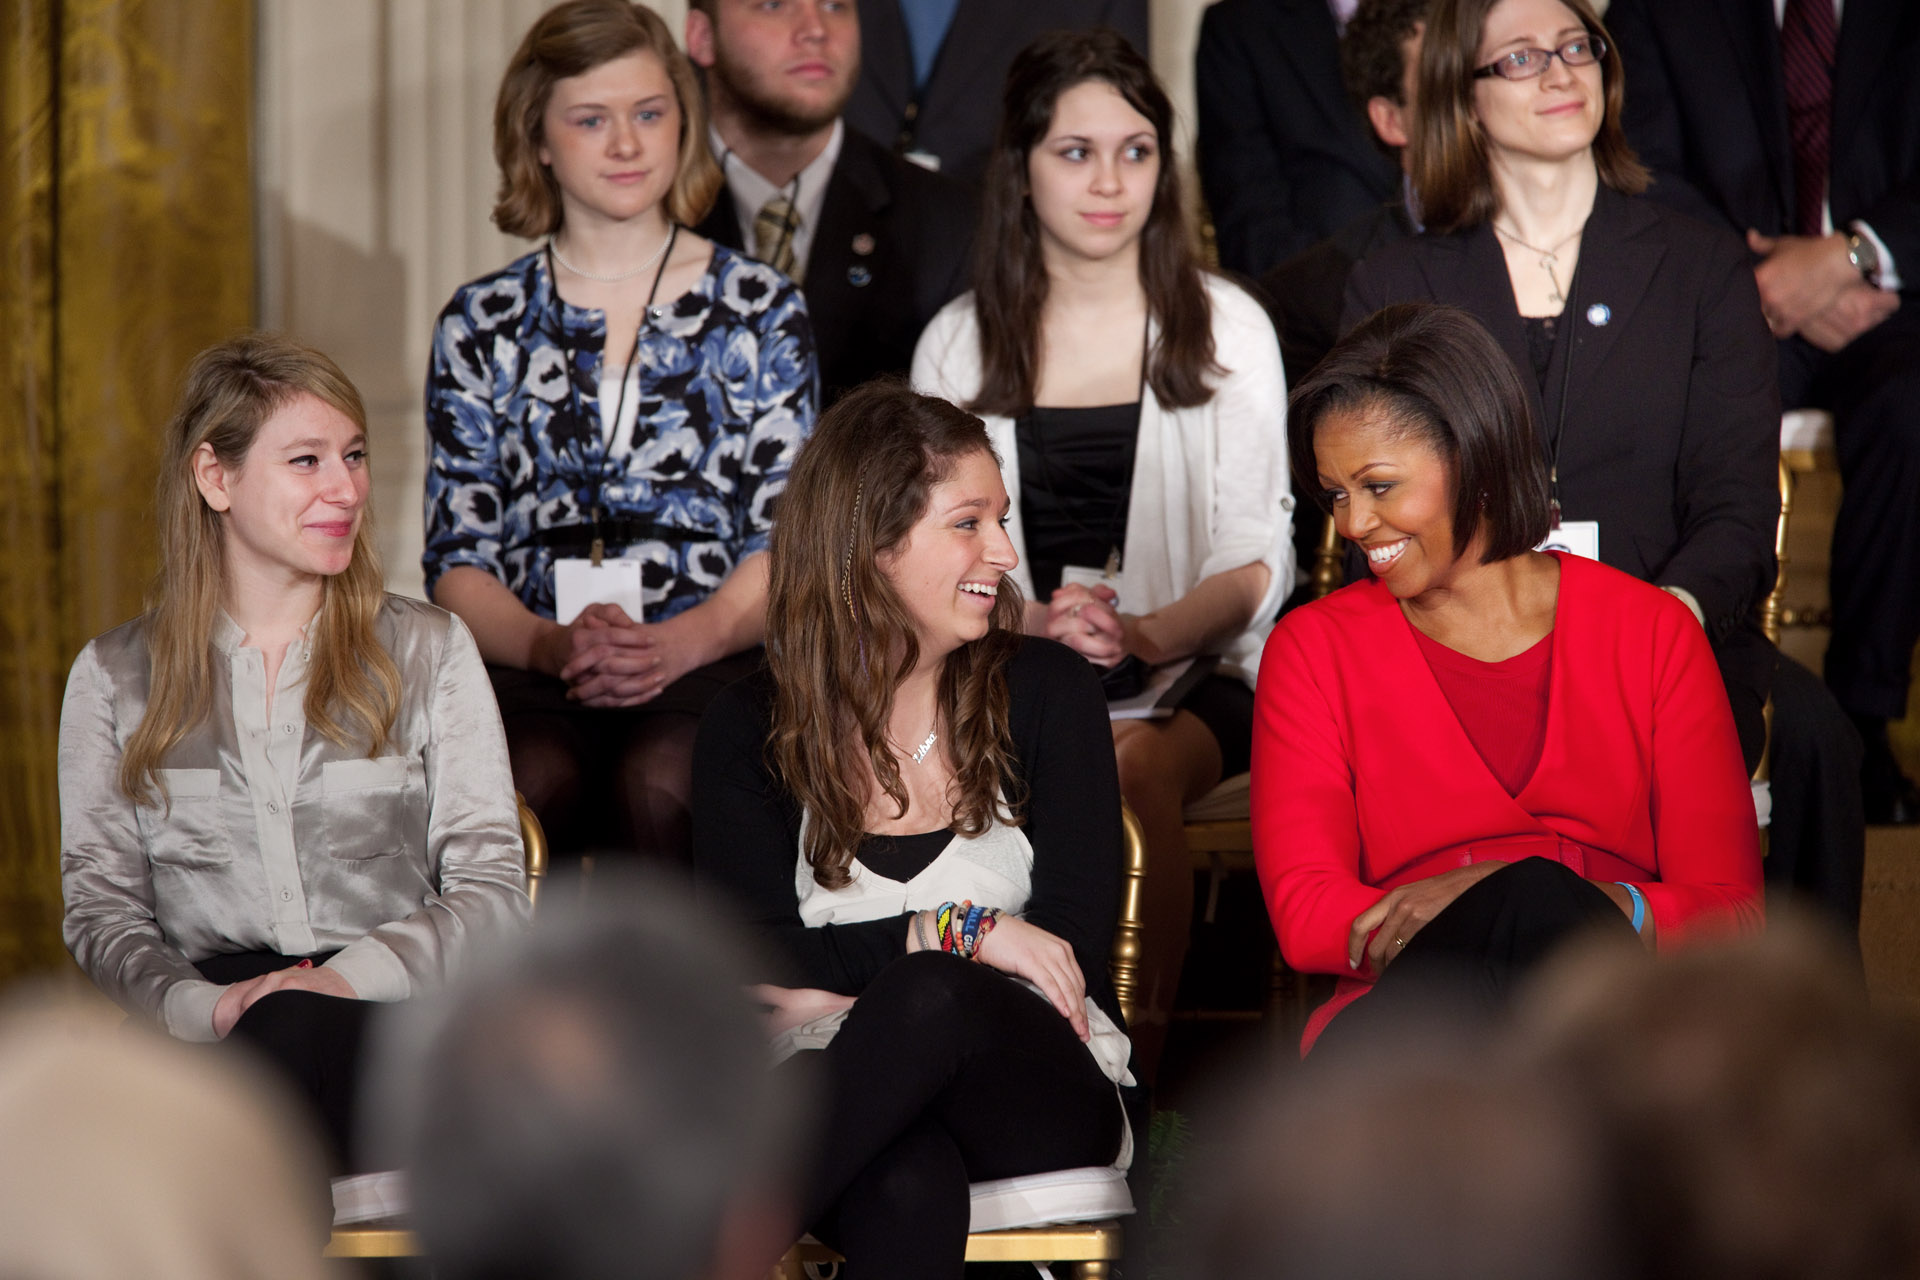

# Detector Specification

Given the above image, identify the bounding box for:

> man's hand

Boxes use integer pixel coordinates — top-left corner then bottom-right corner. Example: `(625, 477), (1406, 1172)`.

(1748, 229), (1863, 338)
(1798, 279), (1900, 353)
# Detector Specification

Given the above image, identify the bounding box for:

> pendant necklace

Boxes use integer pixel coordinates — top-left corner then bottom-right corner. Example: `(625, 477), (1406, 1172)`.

(1493, 222), (1583, 308)
(548, 228), (674, 282)
(909, 730), (938, 764)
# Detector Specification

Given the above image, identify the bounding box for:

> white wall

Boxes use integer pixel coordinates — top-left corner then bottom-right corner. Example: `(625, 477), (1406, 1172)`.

(256, 0), (1203, 597)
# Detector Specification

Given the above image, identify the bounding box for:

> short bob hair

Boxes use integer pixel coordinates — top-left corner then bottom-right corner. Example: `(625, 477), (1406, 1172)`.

(1289, 303), (1550, 565)
(1410, 0), (1647, 233)
(491, 0), (722, 238)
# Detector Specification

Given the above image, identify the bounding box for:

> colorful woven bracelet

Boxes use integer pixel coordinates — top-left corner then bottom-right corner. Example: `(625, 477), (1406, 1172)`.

(970, 908), (1000, 960)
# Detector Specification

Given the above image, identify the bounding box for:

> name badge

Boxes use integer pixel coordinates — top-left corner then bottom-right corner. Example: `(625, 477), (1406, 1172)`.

(1060, 562), (1125, 611)
(1537, 519), (1600, 562)
(554, 557), (644, 624)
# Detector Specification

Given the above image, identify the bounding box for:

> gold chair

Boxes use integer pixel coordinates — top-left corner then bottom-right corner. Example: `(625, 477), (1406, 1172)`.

(517, 791), (547, 908)
(775, 807), (1152, 1280)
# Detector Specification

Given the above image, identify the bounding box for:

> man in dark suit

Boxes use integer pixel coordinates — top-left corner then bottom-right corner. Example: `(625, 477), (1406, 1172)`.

(1608, 0), (1920, 824)
(1196, 0), (1400, 280)
(843, 0), (1149, 187)
(1258, 0), (1423, 390)
(687, 0), (975, 402)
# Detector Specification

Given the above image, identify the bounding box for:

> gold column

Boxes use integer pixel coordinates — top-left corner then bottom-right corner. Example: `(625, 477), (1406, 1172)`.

(0, 0), (252, 985)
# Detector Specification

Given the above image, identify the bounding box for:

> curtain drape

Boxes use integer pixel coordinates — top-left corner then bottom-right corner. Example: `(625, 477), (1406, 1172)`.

(0, 0), (251, 984)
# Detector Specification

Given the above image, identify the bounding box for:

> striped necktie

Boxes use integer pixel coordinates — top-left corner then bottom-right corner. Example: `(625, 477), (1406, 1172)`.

(753, 191), (801, 281)
(1781, 0), (1836, 237)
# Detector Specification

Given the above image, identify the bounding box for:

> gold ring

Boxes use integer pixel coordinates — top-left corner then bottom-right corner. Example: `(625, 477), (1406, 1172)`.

(1394, 936), (1406, 948)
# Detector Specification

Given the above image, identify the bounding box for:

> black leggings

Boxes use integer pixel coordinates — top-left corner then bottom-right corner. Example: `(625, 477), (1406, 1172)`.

(787, 952), (1126, 1279)
(196, 951), (374, 1173)
(1312, 857), (1639, 1059)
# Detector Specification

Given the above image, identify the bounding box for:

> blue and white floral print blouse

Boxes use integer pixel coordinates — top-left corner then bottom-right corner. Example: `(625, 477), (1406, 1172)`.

(423, 242), (816, 621)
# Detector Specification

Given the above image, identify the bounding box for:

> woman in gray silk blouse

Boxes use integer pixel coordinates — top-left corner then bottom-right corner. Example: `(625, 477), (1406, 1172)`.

(58, 334), (529, 1168)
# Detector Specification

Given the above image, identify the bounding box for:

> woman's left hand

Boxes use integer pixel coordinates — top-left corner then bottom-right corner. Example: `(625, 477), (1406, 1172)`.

(750, 984), (857, 1038)
(1348, 862), (1507, 975)
(1043, 584), (1128, 667)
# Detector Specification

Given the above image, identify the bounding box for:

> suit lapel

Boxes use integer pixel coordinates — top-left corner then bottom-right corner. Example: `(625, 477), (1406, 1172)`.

(1424, 229), (1546, 428)
(1554, 188), (1666, 429)
(693, 188), (746, 254)
(1710, 0), (1793, 218)
(803, 141), (891, 336)
(862, 0), (915, 116)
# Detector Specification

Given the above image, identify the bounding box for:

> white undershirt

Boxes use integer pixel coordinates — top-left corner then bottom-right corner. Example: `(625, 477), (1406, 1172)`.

(598, 367), (641, 453)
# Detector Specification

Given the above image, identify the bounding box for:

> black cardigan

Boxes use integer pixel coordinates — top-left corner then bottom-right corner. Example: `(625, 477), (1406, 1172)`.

(691, 636), (1126, 1026)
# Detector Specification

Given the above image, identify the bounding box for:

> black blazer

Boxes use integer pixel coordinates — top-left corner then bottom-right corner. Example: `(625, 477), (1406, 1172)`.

(1607, 0), (1920, 269)
(1342, 186), (1781, 649)
(1195, 0), (1400, 279)
(697, 127), (975, 403)
(844, 0), (1150, 187)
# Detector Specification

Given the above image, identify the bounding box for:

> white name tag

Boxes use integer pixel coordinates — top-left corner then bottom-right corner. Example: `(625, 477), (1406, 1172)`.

(1537, 520), (1600, 562)
(1060, 562), (1126, 611)
(554, 557), (644, 625)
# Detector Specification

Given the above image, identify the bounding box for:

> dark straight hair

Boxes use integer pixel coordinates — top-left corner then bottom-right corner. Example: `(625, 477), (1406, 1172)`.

(1410, 0), (1647, 234)
(970, 27), (1218, 417)
(1290, 303), (1551, 564)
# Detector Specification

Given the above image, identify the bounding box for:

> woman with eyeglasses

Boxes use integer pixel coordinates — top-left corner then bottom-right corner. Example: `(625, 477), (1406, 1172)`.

(1343, 0), (1863, 926)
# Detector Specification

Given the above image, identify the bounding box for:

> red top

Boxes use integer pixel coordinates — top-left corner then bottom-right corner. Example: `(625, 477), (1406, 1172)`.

(1252, 553), (1763, 1053)
(1412, 627), (1553, 797)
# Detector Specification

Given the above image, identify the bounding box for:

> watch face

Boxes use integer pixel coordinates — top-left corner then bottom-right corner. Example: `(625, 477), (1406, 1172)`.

(1852, 233), (1881, 279)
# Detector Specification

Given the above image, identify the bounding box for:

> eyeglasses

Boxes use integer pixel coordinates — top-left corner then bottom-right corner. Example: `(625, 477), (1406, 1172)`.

(1473, 34), (1607, 81)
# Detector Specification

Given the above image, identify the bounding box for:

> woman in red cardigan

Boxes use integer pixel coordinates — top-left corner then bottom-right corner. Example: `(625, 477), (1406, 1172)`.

(1254, 303), (1762, 1054)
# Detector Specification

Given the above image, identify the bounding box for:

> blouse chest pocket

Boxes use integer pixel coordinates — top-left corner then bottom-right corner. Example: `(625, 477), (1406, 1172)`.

(321, 756), (417, 861)
(142, 768), (234, 869)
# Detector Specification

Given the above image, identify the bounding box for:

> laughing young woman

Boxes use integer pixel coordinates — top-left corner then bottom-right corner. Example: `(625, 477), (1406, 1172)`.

(693, 382), (1132, 1278)
(1255, 304), (1762, 1056)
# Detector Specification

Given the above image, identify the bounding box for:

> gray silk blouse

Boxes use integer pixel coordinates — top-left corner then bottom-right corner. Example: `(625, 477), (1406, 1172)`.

(59, 595), (530, 1042)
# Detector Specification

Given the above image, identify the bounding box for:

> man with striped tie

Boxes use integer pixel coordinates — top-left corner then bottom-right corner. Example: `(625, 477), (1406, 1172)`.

(688, 0), (975, 403)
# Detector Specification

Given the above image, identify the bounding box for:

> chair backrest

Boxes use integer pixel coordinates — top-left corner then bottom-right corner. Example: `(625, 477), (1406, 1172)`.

(515, 793), (547, 910)
(1111, 806), (1150, 1029)
(1312, 514), (1344, 599)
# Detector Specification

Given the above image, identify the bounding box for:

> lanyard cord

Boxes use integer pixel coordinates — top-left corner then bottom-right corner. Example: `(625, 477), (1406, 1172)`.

(1022, 319), (1151, 575)
(545, 223), (681, 550)
(1545, 258), (1580, 529)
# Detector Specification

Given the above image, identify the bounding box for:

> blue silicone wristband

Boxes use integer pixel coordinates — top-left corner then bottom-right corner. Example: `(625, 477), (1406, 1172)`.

(1615, 881), (1646, 934)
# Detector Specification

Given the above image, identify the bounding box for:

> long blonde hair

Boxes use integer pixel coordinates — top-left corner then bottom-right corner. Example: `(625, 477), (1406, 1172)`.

(119, 335), (401, 805)
(766, 382), (1026, 890)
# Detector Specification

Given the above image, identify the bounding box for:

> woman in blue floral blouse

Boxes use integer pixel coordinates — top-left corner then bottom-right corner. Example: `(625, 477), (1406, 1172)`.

(425, 0), (817, 861)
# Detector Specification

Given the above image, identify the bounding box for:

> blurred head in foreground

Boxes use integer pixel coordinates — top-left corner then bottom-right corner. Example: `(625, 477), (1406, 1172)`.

(383, 870), (800, 1280)
(0, 987), (330, 1280)
(1182, 1022), (1623, 1280)
(1514, 915), (1920, 1280)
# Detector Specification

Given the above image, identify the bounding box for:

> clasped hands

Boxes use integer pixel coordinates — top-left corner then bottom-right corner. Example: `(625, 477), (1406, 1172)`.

(538, 602), (705, 708)
(1749, 229), (1899, 353)
(1040, 582), (1129, 668)
(211, 960), (357, 1039)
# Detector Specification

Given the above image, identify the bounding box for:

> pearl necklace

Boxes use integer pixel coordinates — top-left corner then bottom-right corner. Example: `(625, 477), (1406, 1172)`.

(547, 229), (673, 283)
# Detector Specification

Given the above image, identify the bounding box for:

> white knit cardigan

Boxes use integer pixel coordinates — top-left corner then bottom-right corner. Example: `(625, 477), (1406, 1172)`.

(911, 275), (1294, 686)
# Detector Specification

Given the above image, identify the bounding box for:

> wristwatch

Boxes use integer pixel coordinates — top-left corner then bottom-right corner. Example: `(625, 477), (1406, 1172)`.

(1847, 230), (1882, 284)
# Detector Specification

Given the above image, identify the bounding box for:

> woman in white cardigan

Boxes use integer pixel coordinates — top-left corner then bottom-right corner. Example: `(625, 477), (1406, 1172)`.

(912, 29), (1292, 1079)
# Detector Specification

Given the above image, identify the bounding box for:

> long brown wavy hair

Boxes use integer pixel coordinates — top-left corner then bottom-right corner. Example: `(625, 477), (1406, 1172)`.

(970, 28), (1219, 417)
(1410, 0), (1647, 234)
(119, 335), (400, 805)
(766, 382), (1027, 890)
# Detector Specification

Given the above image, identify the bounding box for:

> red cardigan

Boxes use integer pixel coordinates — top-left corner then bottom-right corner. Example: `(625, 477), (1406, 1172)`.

(1253, 552), (1764, 1050)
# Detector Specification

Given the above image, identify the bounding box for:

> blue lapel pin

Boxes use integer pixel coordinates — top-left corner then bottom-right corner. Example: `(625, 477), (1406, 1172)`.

(1586, 303), (1611, 326)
